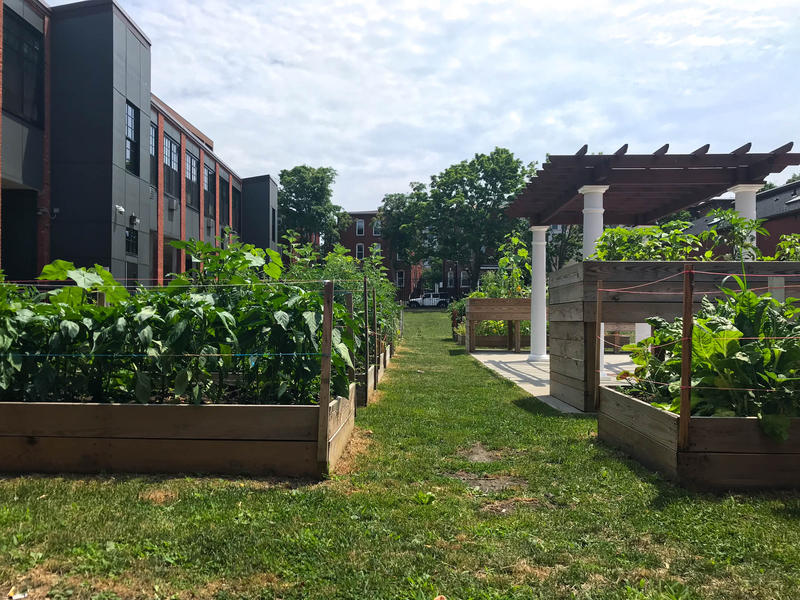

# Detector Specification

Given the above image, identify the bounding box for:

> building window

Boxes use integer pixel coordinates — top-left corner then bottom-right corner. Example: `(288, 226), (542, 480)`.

(461, 270), (470, 287)
(271, 208), (277, 243)
(125, 102), (140, 175)
(163, 135), (179, 198)
(125, 261), (138, 291)
(396, 270), (405, 288)
(232, 186), (241, 233)
(356, 219), (365, 236)
(447, 270), (455, 288)
(372, 219), (382, 236)
(125, 227), (138, 256)
(204, 166), (216, 218)
(219, 177), (230, 227)
(149, 123), (158, 185)
(2, 8), (44, 127)
(185, 152), (199, 209)
(356, 243), (364, 260)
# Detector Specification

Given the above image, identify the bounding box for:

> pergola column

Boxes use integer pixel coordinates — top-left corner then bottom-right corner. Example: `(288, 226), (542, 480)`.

(580, 185), (609, 375)
(528, 225), (549, 362)
(729, 183), (762, 258)
(580, 185), (608, 258)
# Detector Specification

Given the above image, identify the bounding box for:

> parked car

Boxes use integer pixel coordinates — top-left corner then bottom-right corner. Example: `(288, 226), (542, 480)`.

(407, 292), (449, 308)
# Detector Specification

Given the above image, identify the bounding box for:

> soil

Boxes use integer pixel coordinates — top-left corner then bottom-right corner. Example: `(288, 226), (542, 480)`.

(458, 442), (504, 463)
(449, 471), (527, 493)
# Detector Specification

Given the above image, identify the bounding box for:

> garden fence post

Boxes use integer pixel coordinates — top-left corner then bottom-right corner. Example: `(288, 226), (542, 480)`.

(594, 280), (603, 410)
(678, 265), (694, 451)
(372, 287), (378, 390)
(362, 276), (369, 405)
(317, 280), (334, 473)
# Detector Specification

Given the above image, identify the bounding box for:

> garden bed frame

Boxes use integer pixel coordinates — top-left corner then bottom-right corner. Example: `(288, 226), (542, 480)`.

(599, 385), (800, 490)
(0, 281), (367, 478)
(465, 297), (530, 353)
(548, 260), (800, 412)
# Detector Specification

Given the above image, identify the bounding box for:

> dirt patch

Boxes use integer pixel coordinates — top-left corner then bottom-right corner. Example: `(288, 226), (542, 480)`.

(458, 442), (504, 463)
(511, 559), (553, 582)
(450, 471), (526, 493)
(482, 496), (547, 514)
(368, 389), (383, 405)
(138, 489), (178, 504)
(332, 427), (374, 475)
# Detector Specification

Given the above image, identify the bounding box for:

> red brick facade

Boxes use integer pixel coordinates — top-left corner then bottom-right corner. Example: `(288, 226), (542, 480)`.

(339, 210), (422, 301)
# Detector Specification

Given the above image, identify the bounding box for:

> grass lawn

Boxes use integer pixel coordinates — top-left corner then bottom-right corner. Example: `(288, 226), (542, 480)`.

(1, 310), (800, 599)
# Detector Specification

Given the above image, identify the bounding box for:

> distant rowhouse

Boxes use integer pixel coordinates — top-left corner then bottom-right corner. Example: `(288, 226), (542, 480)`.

(0, 0), (278, 285)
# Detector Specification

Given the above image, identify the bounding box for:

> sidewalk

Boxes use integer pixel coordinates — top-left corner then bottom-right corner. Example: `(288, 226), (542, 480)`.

(469, 351), (634, 414)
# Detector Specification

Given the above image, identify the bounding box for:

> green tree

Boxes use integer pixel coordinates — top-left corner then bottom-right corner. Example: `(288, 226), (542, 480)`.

(786, 173), (800, 185)
(277, 166), (350, 253)
(377, 182), (430, 263)
(425, 147), (535, 287)
(546, 225), (583, 273)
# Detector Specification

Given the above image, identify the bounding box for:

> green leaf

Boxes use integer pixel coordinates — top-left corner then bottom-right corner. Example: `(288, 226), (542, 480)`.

(760, 413), (791, 442)
(174, 369), (190, 396)
(38, 259), (75, 281)
(136, 307), (157, 323)
(303, 311), (320, 336)
(274, 311), (290, 329)
(135, 371), (151, 404)
(67, 268), (104, 290)
(60, 320), (79, 340)
(138, 325), (153, 346)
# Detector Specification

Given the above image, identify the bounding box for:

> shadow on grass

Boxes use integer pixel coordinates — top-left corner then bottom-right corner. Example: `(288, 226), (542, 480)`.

(512, 396), (595, 419)
(0, 472), (319, 490)
(448, 349), (467, 356)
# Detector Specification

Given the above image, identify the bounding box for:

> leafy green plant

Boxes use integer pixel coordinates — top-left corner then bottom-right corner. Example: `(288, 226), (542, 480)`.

(773, 233), (800, 261)
(593, 220), (701, 261)
(699, 209), (768, 260)
(621, 276), (800, 440)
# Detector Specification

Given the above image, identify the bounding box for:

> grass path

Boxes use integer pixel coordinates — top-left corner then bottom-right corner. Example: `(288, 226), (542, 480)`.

(1, 311), (799, 599)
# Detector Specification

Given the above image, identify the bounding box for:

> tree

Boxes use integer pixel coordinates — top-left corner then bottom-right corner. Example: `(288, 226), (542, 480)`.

(760, 182), (777, 192)
(377, 182), (430, 263)
(277, 166), (350, 253)
(786, 173), (800, 185)
(546, 225), (582, 273)
(425, 148), (535, 287)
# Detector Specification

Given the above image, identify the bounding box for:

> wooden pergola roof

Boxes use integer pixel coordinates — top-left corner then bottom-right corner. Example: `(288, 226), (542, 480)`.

(507, 143), (800, 225)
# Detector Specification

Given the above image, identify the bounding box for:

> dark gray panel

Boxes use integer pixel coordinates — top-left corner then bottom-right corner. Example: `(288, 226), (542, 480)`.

(125, 28), (141, 108)
(5, 0), (23, 18)
(164, 120), (180, 142)
(241, 176), (270, 249)
(124, 170), (141, 221)
(204, 155), (216, 170)
(112, 13), (126, 94)
(139, 181), (154, 232)
(1, 189), (38, 280)
(1, 114), (43, 190)
(186, 207), (200, 240)
(111, 222), (125, 263)
(163, 198), (180, 239)
(185, 139), (199, 157)
(22, 3), (44, 32)
(112, 90), (126, 168)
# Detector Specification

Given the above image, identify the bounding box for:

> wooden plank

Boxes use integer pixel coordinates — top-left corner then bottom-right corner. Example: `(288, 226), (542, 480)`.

(466, 298), (531, 321)
(587, 301), (692, 323)
(678, 452), (800, 490)
(548, 262), (584, 288)
(549, 301), (584, 322)
(688, 418), (800, 454)
(549, 370), (586, 393)
(468, 320), (476, 352)
(550, 355), (584, 380)
(0, 403), (319, 441)
(599, 386), (678, 450)
(549, 321), (586, 342)
(549, 338), (584, 358)
(317, 281), (334, 467)
(549, 281), (586, 305)
(327, 383), (356, 471)
(580, 261), (800, 285)
(549, 379), (590, 412)
(514, 320), (521, 353)
(599, 414), (678, 479)
(555, 280), (725, 304)
(0, 437), (319, 477)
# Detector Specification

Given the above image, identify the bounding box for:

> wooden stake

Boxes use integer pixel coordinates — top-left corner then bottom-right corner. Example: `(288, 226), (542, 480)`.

(317, 280), (334, 471)
(594, 280), (603, 410)
(362, 276), (369, 406)
(344, 292), (354, 384)
(372, 287), (378, 391)
(678, 265), (694, 451)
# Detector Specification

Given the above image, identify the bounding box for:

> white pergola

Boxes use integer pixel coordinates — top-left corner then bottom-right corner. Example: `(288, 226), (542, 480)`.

(509, 143), (800, 363)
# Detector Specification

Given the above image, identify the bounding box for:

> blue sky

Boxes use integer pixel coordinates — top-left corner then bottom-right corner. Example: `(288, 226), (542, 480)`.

(53, 0), (800, 210)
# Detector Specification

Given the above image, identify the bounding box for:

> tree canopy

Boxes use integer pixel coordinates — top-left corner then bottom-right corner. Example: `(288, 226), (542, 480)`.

(277, 165), (350, 252)
(378, 147), (535, 287)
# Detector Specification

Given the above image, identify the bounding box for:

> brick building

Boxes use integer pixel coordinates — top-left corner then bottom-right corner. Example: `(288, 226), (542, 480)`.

(339, 210), (422, 301)
(0, 0), (278, 284)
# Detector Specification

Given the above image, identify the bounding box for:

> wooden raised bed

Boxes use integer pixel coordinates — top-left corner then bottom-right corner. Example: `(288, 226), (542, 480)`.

(356, 345), (392, 406)
(455, 333), (530, 349)
(599, 385), (800, 490)
(465, 297), (530, 353)
(0, 382), (356, 478)
(549, 261), (800, 412)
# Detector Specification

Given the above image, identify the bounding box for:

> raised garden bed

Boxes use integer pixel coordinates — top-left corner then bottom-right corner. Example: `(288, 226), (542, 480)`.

(455, 333), (531, 349)
(465, 298), (530, 353)
(356, 345), (391, 406)
(599, 385), (800, 490)
(0, 383), (356, 477)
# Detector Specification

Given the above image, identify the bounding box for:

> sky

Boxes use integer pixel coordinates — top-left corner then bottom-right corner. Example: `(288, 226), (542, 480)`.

(53, 0), (800, 211)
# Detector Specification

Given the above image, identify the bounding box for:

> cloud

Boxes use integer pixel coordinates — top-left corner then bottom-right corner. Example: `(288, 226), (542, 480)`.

(49, 0), (800, 206)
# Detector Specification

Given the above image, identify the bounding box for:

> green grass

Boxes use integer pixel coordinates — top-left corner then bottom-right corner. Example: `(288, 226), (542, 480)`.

(1, 311), (800, 599)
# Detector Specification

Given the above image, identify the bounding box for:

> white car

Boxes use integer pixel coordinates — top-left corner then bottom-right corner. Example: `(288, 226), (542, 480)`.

(407, 292), (449, 308)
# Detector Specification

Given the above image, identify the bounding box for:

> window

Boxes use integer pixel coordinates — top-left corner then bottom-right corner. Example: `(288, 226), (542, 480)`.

(125, 102), (140, 175)
(396, 270), (405, 288)
(232, 187), (241, 232)
(356, 243), (364, 260)
(2, 8), (44, 126)
(204, 166), (216, 217)
(149, 123), (158, 185)
(125, 227), (138, 256)
(125, 261), (138, 291)
(461, 271), (470, 287)
(219, 178), (230, 227)
(271, 208), (277, 243)
(396, 251), (401, 262)
(447, 270), (455, 288)
(372, 219), (382, 236)
(356, 219), (365, 236)
(163, 135), (179, 198)
(185, 152), (199, 209)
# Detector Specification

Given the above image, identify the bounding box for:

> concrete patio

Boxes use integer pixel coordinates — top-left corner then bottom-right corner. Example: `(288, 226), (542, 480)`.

(470, 350), (635, 414)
